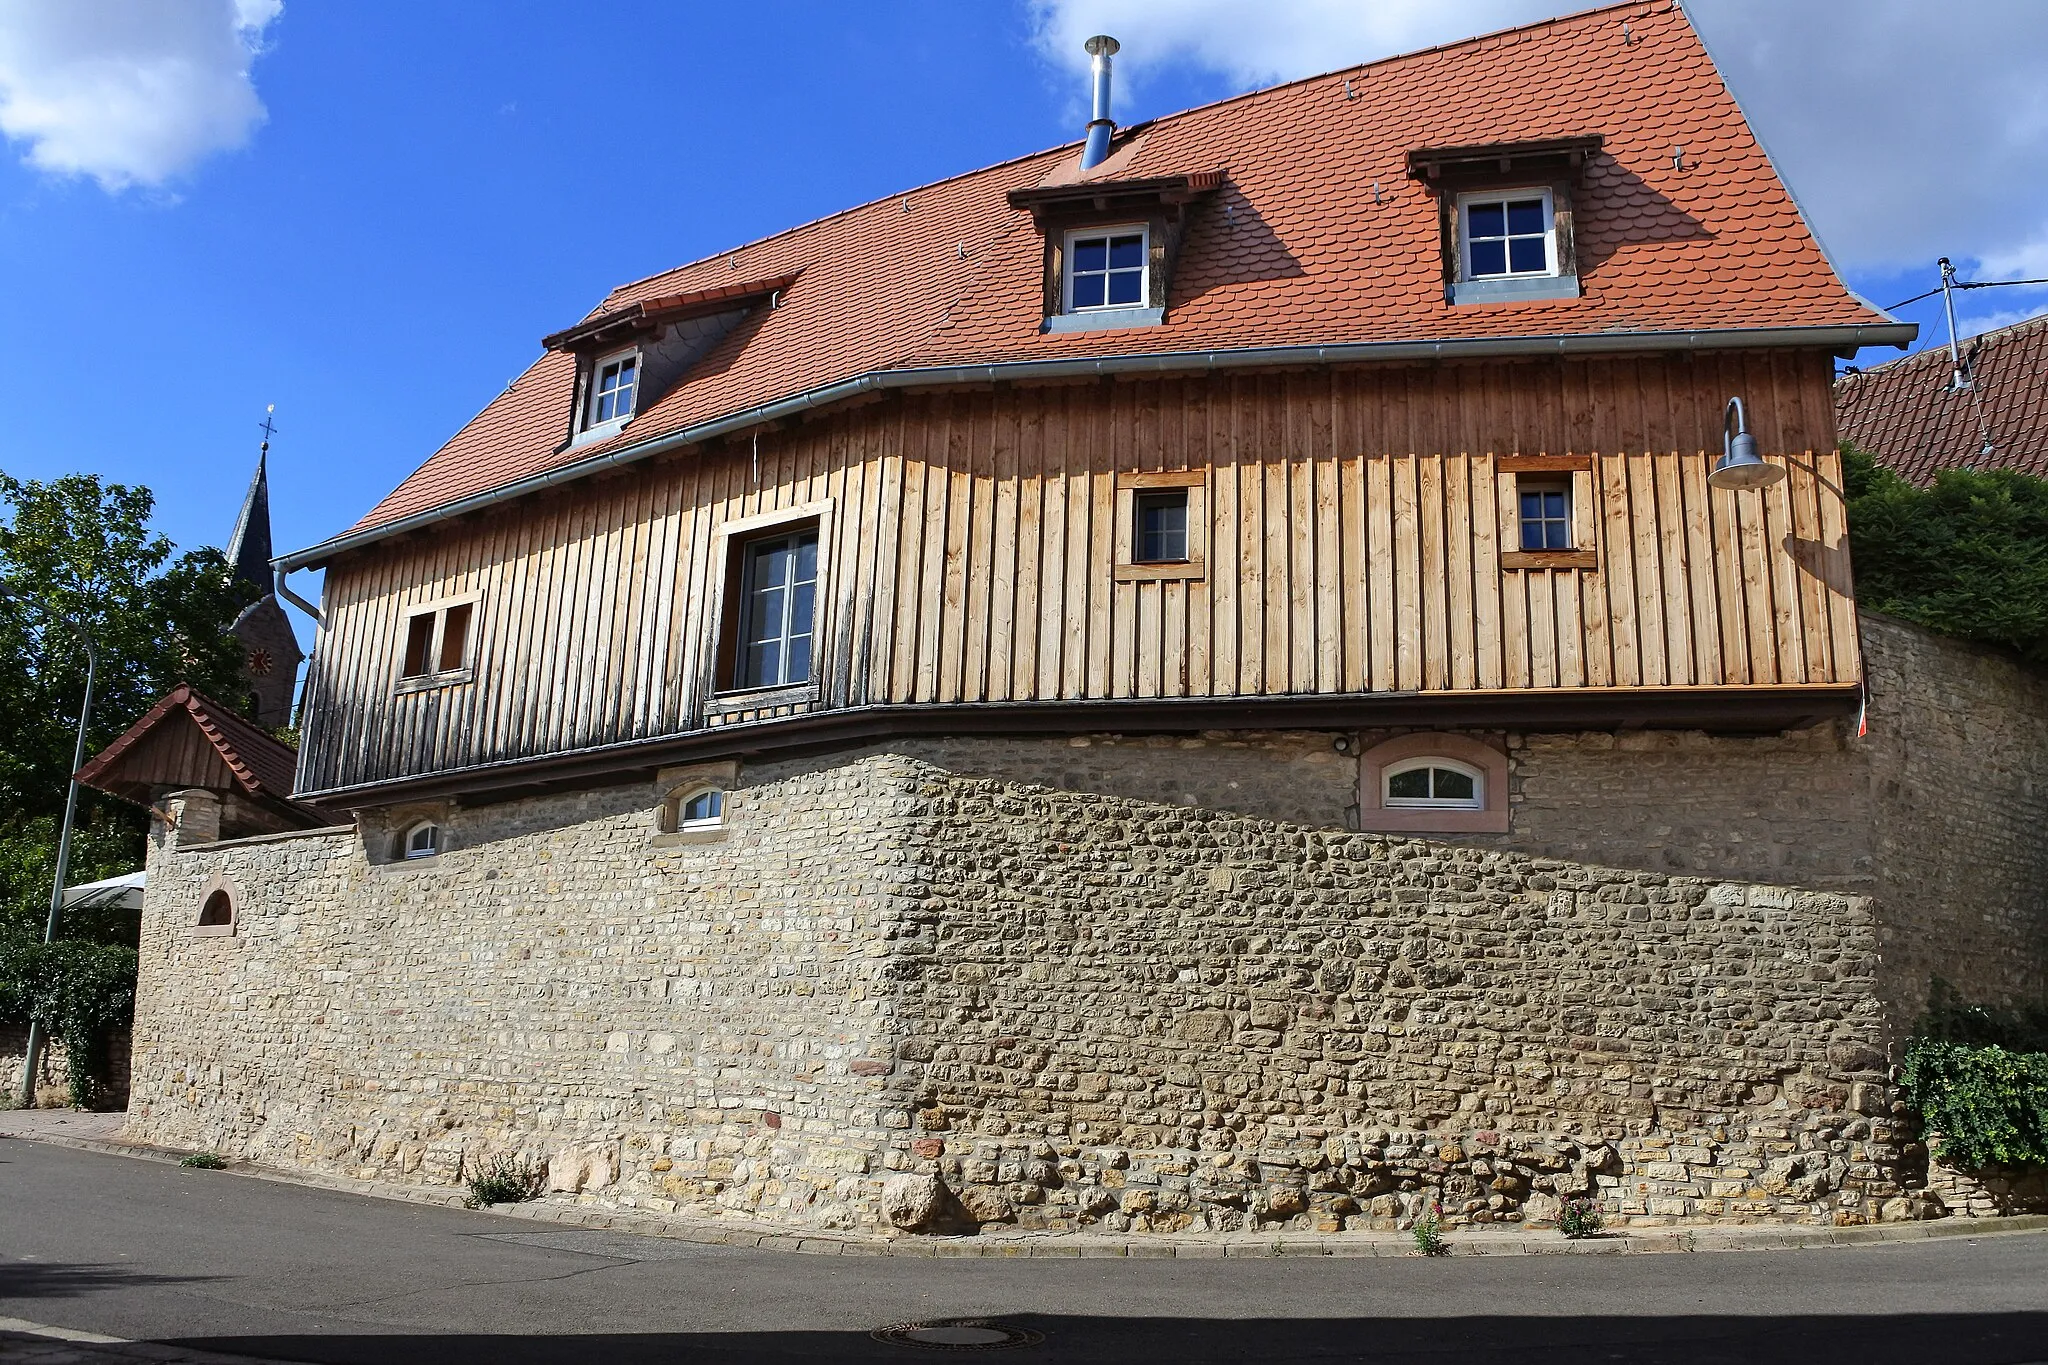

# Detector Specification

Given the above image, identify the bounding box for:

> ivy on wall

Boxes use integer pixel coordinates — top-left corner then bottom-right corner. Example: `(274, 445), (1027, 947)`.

(0, 935), (136, 1109)
(1901, 983), (2048, 1170)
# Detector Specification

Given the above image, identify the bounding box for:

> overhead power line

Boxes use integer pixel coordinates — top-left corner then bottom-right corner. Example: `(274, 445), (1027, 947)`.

(1886, 275), (2048, 312)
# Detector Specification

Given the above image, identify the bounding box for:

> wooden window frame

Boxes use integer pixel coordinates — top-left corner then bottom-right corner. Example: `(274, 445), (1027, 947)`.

(1496, 455), (1597, 571)
(584, 348), (640, 430)
(707, 500), (834, 699)
(394, 592), (481, 692)
(1457, 187), (1558, 281)
(1114, 471), (1206, 582)
(1435, 175), (1581, 306)
(1358, 733), (1510, 834)
(1063, 223), (1151, 313)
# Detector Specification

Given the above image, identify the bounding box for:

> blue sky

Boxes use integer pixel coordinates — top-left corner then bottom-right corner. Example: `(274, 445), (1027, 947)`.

(2, 0), (2045, 615)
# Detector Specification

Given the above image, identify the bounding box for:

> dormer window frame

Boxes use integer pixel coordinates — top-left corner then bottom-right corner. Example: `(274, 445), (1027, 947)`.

(1408, 136), (1597, 308)
(1457, 187), (1559, 283)
(1063, 223), (1151, 314)
(1008, 171), (1223, 336)
(577, 347), (641, 443)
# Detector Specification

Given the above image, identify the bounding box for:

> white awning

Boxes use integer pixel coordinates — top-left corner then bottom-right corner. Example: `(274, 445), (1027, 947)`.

(62, 870), (146, 911)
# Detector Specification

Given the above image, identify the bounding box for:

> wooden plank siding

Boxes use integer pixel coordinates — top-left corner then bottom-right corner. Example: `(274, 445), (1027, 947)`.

(297, 352), (1856, 795)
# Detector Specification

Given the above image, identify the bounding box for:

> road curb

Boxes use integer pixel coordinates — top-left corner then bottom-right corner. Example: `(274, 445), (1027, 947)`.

(10, 1127), (2048, 1260)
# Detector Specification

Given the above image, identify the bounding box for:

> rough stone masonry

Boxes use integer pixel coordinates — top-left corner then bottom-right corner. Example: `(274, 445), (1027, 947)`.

(123, 615), (2048, 1235)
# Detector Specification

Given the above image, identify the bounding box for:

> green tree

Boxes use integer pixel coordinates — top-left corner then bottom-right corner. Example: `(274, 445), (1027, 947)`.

(0, 472), (253, 944)
(1843, 444), (2048, 662)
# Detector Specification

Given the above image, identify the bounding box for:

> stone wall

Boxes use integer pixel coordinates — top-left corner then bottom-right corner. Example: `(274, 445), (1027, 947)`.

(0, 1021), (131, 1109)
(1857, 613), (2048, 1016)
(128, 760), (912, 1230)
(121, 614), (2046, 1234)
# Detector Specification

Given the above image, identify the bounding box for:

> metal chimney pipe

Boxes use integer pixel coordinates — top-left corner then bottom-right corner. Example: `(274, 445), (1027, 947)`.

(1081, 35), (1119, 170)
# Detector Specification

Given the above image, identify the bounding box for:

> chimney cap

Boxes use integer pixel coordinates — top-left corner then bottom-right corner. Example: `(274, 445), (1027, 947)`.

(1084, 34), (1120, 57)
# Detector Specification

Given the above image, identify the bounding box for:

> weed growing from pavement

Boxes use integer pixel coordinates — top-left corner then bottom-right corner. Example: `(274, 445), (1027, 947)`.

(1411, 1198), (1450, 1256)
(179, 1152), (228, 1169)
(464, 1155), (547, 1208)
(1558, 1195), (1604, 1239)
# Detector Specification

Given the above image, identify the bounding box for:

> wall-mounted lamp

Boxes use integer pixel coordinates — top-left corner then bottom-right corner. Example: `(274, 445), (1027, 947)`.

(1709, 397), (1784, 491)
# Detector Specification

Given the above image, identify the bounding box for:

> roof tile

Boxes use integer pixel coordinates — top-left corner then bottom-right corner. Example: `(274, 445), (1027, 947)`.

(346, 0), (1887, 538)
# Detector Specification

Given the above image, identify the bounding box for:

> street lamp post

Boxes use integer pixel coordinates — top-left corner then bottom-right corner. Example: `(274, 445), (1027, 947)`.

(8, 588), (98, 1109)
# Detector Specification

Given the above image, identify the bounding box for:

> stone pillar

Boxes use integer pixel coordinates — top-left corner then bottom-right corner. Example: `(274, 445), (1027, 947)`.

(166, 790), (222, 849)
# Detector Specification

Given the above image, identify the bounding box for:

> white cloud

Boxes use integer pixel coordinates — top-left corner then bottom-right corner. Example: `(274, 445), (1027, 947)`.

(0, 0), (281, 191)
(1027, 0), (2048, 276)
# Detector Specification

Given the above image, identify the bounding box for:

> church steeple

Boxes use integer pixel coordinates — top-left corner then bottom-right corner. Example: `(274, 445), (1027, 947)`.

(226, 406), (304, 732)
(227, 405), (278, 594)
(227, 450), (274, 594)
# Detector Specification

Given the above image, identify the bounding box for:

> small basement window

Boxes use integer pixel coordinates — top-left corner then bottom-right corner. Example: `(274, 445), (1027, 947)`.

(397, 601), (477, 684)
(1517, 476), (1573, 551)
(587, 351), (639, 429)
(1461, 189), (1556, 280)
(1383, 757), (1484, 810)
(669, 787), (725, 832)
(1065, 226), (1148, 311)
(400, 821), (440, 860)
(1134, 489), (1189, 564)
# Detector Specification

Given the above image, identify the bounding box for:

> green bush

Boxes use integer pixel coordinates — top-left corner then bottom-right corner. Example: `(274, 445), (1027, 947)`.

(179, 1152), (229, 1169)
(0, 931), (137, 1108)
(1557, 1195), (1604, 1239)
(1410, 1197), (1450, 1256)
(463, 1154), (548, 1208)
(1843, 443), (2048, 662)
(1900, 1039), (2048, 1169)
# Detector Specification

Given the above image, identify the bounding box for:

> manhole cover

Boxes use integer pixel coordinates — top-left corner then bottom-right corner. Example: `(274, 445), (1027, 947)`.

(871, 1319), (1043, 1351)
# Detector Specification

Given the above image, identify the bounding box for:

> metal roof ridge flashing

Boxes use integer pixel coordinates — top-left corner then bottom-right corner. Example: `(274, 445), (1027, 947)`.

(277, 321), (1916, 573)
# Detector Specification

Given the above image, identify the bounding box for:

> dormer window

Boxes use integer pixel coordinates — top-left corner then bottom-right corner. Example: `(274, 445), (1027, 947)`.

(1066, 226), (1148, 311)
(1407, 136), (1596, 307)
(1460, 190), (1555, 280)
(587, 351), (638, 429)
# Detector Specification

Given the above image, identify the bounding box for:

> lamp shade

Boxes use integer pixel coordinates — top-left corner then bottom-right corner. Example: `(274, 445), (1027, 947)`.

(1709, 432), (1784, 490)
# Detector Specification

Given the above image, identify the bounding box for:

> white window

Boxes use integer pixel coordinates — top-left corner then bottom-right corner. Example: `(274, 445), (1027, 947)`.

(676, 788), (724, 831)
(1459, 189), (1556, 280)
(733, 527), (819, 690)
(1383, 758), (1484, 810)
(587, 351), (639, 428)
(401, 821), (440, 859)
(1065, 226), (1148, 312)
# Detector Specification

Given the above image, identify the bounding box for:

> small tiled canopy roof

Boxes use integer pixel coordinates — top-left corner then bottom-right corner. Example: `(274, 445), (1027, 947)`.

(303, 0), (1898, 563)
(75, 684), (329, 824)
(1835, 313), (2048, 485)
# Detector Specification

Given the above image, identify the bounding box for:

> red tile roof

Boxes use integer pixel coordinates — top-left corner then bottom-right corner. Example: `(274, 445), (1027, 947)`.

(324, 0), (1895, 552)
(75, 684), (325, 821)
(1835, 312), (2048, 485)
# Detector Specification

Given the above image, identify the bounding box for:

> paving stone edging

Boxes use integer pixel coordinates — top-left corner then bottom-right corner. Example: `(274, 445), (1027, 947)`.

(12, 1125), (2048, 1259)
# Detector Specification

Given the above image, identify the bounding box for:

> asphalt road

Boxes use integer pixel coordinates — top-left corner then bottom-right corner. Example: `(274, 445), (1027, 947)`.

(4, 1139), (2047, 1365)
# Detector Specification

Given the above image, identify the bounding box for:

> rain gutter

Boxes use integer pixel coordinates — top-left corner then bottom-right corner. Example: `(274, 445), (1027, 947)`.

(275, 322), (1915, 575)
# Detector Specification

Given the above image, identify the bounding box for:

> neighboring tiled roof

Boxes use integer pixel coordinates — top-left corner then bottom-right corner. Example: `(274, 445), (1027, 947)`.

(1835, 312), (2048, 485)
(75, 684), (318, 817)
(337, 0), (1892, 542)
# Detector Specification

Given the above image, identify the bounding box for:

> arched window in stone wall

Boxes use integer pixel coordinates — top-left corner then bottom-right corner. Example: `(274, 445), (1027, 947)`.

(659, 786), (726, 834)
(1357, 733), (1510, 833)
(192, 877), (238, 937)
(399, 821), (440, 860)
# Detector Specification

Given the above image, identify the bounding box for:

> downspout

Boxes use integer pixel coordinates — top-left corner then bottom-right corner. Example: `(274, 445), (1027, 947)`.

(276, 568), (323, 625)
